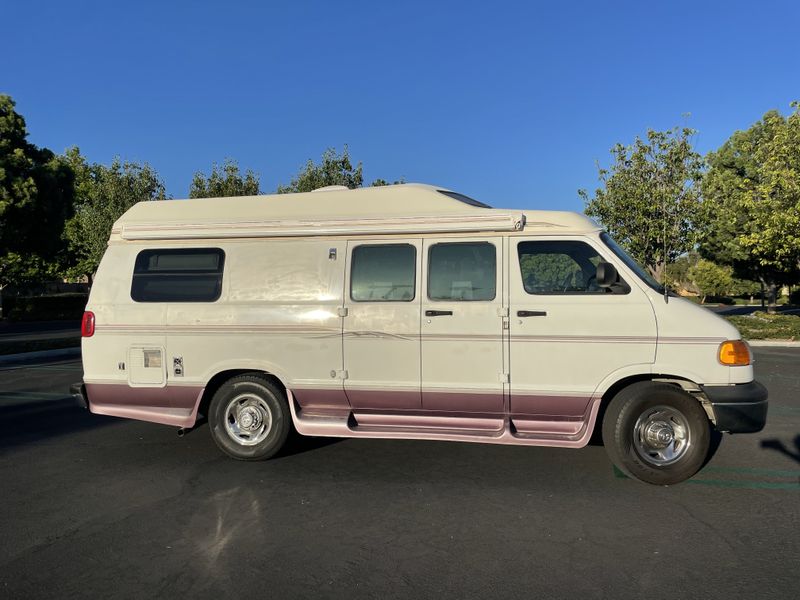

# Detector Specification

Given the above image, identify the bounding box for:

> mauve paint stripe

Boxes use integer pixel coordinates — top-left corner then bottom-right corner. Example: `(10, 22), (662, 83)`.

(86, 383), (202, 408)
(344, 389), (422, 410)
(510, 394), (592, 418)
(422, 391), (504, 413)
(292, 388), (351, 411)
(85, 383), (204, 428)
(293, 387), (590, 417)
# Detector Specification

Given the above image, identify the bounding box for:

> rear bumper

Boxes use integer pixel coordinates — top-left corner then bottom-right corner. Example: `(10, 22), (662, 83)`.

(70, 382), (88, 410)
(701, 380), (768, 433)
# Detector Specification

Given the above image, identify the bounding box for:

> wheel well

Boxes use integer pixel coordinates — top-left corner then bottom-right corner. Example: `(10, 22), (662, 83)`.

(197, 369), (287, 421)
(591, 374), (700, 440)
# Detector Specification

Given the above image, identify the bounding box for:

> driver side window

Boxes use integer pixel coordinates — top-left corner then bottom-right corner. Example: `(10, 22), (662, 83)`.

(518, 240), (606, 295)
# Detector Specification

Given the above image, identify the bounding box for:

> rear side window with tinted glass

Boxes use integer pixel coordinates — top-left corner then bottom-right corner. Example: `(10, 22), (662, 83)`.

(131, 248), (225, 302)
(428, 242), (496, 301)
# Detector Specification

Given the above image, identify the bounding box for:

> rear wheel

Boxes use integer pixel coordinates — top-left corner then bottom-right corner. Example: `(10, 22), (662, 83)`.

(208, 374), (290, 460)
(602, 382), (712, 485)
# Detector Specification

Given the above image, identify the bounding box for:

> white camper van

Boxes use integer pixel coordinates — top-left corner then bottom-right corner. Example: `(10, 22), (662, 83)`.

(72, 184), (767, 485)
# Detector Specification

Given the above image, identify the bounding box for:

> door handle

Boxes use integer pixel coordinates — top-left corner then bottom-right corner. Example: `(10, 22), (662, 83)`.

(425, 310), (453, 317)
(517, 310), (547, 317)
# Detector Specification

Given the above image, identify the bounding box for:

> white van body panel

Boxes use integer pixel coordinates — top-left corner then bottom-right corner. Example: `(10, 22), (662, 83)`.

(81, 184), (755, 444)
(648, 293), (753, 385)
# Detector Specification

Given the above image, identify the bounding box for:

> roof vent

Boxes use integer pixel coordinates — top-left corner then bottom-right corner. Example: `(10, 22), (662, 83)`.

(312, 185), (350, 193)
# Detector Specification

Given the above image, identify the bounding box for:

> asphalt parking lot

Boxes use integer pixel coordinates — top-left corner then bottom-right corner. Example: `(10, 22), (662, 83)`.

(0, 349), (798, 599)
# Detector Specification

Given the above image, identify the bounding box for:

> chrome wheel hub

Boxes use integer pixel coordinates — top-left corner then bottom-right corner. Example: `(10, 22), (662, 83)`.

(238, 406), (262, 430)
(644, 422), (675, 447)
(224, 394), (273, 446)
(633, 405), (691, 466)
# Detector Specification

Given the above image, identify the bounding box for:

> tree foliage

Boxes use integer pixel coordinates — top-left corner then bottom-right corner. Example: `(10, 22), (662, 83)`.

(687, 259), (734, 303)
(0, 94), (75, 287)
(277, 146), (363, 193)
(519, 253), (594, 292)
(64, 148), (166, 281)
(580, 127), (705, 282)
(189, 159), (260, 198)
(371, 178), (406, 187)
(700, 102), (800, 309)
(664, 251), (700, 294)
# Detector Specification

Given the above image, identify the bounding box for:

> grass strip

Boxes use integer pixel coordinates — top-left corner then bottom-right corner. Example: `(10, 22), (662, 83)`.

(726, 311), (800, 340)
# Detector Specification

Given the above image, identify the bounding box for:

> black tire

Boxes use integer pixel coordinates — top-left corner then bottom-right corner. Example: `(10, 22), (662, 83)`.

(602, 381), (712, 485)
(208, 374), (290, 461)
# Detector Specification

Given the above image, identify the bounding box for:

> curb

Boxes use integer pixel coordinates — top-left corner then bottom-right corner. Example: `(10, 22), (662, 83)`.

(0, 346), (81, 366)
(747, 340), (800, 347)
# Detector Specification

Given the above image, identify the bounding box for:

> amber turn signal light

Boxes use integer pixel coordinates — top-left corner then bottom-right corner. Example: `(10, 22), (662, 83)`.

(718, 340), (750, 366)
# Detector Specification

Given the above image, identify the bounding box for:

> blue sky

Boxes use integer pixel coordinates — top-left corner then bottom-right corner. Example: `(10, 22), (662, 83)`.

(4, 0), (799, 211)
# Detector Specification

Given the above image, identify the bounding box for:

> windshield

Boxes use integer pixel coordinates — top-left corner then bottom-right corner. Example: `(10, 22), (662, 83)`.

(600, 232), (664, 293)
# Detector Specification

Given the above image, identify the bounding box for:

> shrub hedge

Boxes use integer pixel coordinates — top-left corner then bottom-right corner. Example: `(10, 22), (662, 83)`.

(2, 294), (88, 321)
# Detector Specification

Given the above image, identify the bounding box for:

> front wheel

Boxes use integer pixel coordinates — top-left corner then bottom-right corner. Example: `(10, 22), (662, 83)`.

(602, 382), (712, 485)
(208, 374), (290, 460)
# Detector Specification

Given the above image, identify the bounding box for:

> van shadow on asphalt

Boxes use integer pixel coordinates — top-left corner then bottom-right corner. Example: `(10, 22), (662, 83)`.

(0, 391), (117, 451)
(761, 435), (800, 464)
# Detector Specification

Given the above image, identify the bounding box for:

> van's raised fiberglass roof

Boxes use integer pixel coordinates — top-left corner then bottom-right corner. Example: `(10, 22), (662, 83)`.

(112, 183), (599, 241)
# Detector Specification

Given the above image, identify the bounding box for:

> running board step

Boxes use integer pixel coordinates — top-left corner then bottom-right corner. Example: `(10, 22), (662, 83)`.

(352, 413), (504, 434)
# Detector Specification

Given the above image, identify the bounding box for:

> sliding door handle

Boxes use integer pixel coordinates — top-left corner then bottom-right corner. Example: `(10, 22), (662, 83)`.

(517, 310), (547, 317)
(425, 310), (453, 317)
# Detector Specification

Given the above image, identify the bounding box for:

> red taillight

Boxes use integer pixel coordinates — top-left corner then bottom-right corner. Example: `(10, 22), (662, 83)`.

(81, 311), (95, 337)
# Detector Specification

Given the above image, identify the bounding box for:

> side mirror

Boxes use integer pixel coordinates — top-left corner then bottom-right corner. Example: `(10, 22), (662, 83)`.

(596, 261), (618, 288)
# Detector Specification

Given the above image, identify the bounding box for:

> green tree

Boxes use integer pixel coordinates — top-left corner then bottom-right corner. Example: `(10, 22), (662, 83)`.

(665, 251), (700, 294)
(189, 159), (260, 198)
(700, 102), (800, 310)
(519, 253), (588, 292)
(0, 95), (75, 287)
(687, 259), (734, 303)
(579, 127), (705, 282)
(64, 148), (166, 282)
(730, 278), (761, 302)
(277, 146), (363, 193)
(370, 178), (406, 186)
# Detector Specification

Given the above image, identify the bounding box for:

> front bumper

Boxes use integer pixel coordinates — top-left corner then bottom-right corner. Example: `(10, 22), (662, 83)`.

(70, 382), (88, 410)
(701, 380), (768, 433)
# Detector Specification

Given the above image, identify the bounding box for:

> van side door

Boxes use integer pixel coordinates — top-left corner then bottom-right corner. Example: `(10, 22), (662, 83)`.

(508, 236), (656, 435)
(343, 240), (422, 410)
(420, 238), (506, 415)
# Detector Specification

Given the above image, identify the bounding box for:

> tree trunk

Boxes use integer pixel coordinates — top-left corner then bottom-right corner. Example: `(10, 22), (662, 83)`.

(766, 281), (778, 314)
(650, 262), (665, 284)
(759, 280), (766, 310)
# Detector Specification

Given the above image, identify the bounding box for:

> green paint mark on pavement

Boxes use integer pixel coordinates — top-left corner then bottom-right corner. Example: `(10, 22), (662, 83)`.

(686, 479), (800, 490)
(704, 465), (800, 477)
(612, 463), (800, 489)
